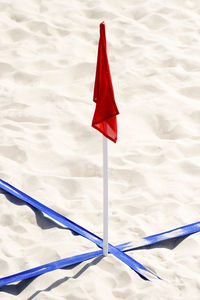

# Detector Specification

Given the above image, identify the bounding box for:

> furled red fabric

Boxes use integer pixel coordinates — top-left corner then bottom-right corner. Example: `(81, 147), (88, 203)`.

(92, 21), (119, 143)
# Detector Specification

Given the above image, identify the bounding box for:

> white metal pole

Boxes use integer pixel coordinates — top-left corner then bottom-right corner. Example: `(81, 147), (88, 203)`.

(103, 135), (108, 256)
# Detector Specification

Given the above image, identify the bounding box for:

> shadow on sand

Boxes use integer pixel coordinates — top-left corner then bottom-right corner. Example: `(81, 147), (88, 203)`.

(0, 188), (197, 298)
(0, 255), (103, 298)
(0, 188), (78, 235)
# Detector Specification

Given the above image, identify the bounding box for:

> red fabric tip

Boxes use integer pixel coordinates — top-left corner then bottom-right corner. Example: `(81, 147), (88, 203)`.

(92, 22), (119, 143)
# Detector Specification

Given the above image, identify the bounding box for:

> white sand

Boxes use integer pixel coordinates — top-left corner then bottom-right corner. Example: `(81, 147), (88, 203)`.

(0, 0), (200, 299)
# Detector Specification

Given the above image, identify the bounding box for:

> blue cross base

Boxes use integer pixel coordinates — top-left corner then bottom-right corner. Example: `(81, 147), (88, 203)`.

(0, 179), (199, 286)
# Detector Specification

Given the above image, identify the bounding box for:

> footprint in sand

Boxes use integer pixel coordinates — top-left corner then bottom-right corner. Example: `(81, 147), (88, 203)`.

(178, 142), (200, 158)
(0, 62), (14, 77)
(26, 21), (50, 35)
(0, 214), (13, 226)
(126, 6), (149, 20)
(84, 8), (116, 20)
(10, 12), (28, 23)
(2, 123), (22, 132)
(179, 160), (200, 176)
(6, 110), (48, 124)
(1, 103), (27, 111)
(13, 71), (38, 85)
(179, 86), (200, 100)
(116, 271), (132, 288)
(0, 259), (9, 274)
(190, 111), (200, 123)
(179, 58), (200, 72)
(124, 149), (164, 166)
(141, 13), (169, 30)
(0, 145), (27, 163)
(7, 28), (30, 42)
(154, 114), (188, 140)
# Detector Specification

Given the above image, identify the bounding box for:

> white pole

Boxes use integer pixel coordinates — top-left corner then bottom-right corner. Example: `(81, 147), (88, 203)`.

(103, 135), (108, 256)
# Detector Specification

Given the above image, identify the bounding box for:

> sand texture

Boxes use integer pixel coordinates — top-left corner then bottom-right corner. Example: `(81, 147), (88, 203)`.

(0, 0), (200, 299)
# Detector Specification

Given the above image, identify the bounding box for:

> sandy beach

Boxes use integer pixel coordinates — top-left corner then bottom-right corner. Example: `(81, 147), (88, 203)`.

(0, 0), (200, 299)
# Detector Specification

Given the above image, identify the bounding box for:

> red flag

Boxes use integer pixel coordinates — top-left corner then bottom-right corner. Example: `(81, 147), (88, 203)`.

(92, 22), (119, 143)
